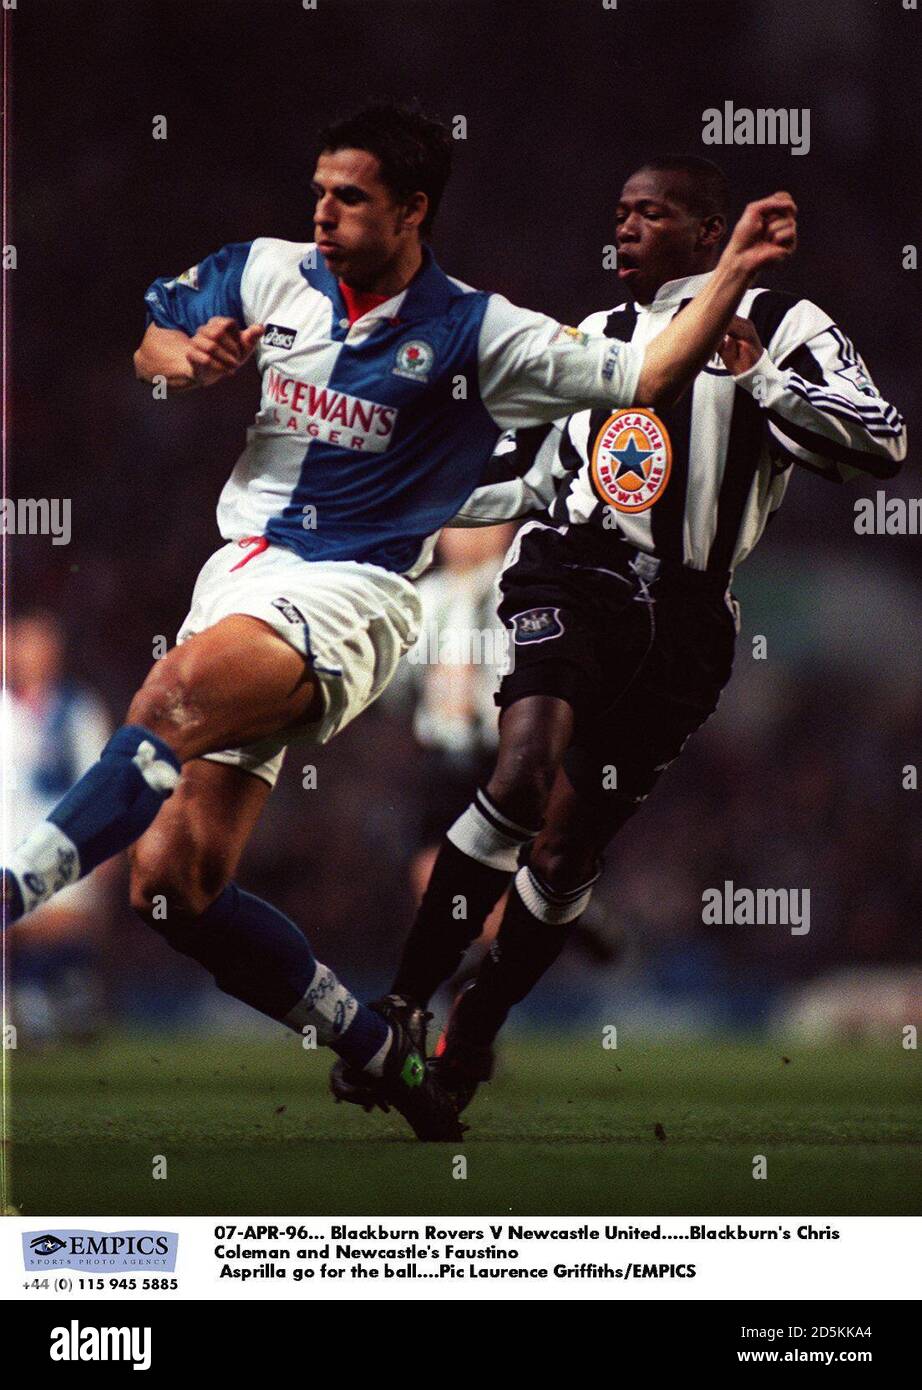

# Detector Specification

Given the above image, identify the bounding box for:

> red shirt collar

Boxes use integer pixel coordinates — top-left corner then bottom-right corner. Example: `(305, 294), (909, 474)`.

(339, 281), (391, 326)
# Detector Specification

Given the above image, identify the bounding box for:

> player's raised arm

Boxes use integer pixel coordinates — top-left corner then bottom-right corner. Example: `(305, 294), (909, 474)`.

(134, 318), (264, 391)
(476, 193), (796, 429)
(635, 192), (797, 406)
(133, 240), (263, 392)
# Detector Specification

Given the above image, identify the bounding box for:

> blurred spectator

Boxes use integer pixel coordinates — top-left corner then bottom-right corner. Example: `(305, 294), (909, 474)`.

(4, 613), (114, 1044)
(390, 527), (514, 884)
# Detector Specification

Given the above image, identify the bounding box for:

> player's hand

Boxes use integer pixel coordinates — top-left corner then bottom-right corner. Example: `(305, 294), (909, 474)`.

(724, 192), (798, 277)
(718, 316), (764, 375)
(185, 317), (264, 386)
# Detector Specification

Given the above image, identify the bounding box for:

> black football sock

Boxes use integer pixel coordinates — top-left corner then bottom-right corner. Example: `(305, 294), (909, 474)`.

(391, 789), (539, 1007)
(454, 862), (601, 1047)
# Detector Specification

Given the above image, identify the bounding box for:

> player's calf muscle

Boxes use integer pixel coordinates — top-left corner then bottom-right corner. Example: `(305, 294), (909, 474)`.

(130, 761), (269, 922)
(129, 851), (226, 921)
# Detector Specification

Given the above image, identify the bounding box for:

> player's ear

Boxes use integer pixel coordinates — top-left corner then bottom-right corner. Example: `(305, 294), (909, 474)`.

(399, 190), (429, 235)
(698, 213), (726, 249)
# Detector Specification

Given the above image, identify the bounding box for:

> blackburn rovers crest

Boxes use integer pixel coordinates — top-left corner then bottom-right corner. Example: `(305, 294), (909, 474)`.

(590, 408), (672, 513)
(393, 339), (434, 382)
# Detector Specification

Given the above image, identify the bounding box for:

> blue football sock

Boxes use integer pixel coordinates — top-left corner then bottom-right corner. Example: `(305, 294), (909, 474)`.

(153, 884), (393, 1073)
(5, 725), (181, 921)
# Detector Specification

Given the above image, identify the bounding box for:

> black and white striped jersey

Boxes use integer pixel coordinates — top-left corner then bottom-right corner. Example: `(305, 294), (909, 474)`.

(453, 271), (907, 573)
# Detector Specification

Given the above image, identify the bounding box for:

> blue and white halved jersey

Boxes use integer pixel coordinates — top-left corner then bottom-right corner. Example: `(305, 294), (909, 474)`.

(144, 239), (642, 577)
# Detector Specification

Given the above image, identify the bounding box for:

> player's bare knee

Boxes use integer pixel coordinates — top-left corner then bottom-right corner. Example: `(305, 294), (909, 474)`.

(487, 759), (555, 830)
(489, 739), (560, 827)
(530, 834), (595, 891)
(126, 650), (207, 761)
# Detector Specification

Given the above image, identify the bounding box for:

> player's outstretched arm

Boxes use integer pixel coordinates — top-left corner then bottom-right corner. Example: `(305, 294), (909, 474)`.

(133, 317), (264, 391)
(477, 194), (796, 432)
(718, 311), (906, 479)
(635, 192), (797, 407)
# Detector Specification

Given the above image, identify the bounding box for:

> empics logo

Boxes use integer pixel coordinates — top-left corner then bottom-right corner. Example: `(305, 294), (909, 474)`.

(49, 1320), (152, 1372)
(29, 1234), (67, 1256)
(23, 1229), (178, 1272)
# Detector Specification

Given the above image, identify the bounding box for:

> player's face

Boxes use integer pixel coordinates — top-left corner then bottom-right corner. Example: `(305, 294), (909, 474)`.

(9, 616), (64, 693)
(614, 170), (719, 304)
(311, 149), (415, 288)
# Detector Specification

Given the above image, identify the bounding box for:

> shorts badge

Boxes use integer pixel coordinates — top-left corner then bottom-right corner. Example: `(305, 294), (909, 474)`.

(590, 408), (672, 513)
(510, 607), (564, 645)
(393, 339), (434, 382)
(271, 596), (306, 625)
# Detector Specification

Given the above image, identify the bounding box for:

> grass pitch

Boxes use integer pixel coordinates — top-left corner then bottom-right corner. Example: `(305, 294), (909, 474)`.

(7, 1036), (921, 1215)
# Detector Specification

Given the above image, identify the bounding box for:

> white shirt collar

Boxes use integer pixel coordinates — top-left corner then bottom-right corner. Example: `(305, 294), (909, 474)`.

(637, 270), (715, 312)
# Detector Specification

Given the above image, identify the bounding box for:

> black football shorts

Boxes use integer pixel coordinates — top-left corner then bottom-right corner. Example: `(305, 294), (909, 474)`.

(496, 523), (738, 806)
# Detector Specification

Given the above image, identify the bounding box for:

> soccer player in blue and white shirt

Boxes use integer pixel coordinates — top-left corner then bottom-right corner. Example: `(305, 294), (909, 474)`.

(2, 106), (796, 1138)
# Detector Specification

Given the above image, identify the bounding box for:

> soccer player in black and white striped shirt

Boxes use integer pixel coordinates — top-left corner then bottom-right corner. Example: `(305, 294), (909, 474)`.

(332, 156), (905, 1122)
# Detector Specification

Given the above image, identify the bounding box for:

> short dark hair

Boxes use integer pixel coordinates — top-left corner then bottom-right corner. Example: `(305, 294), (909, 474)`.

(635, 155), (730, 219)
(317, 102), (453, 237)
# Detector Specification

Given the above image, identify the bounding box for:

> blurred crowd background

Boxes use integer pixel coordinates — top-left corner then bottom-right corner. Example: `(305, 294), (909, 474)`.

(6, 0), (921, 1042)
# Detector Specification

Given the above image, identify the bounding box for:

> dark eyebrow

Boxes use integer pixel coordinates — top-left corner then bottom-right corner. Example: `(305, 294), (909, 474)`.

(311, 181), (371, 201)
(615, 198), (668, 218)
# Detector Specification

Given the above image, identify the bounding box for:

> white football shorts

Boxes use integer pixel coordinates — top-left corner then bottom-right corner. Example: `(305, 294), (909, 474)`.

(176, 538), (422, 786)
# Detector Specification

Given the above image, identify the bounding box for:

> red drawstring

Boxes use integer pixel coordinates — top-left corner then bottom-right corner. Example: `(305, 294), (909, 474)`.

(230, 535), (270, 571)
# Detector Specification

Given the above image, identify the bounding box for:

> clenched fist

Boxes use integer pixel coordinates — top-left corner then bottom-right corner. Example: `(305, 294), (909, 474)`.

(724, 192), (798, 277)
(186, 317), (265, 386)
(718, 315), (765, 376)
